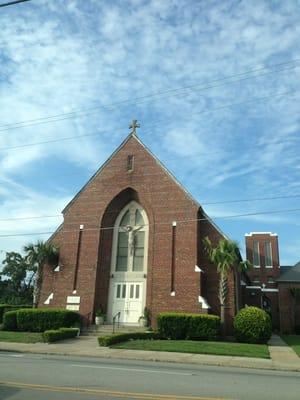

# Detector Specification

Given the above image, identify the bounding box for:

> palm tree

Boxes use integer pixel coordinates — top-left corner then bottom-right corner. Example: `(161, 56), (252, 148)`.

(203, 237), (251, 333)
(24, 240), (59, 308)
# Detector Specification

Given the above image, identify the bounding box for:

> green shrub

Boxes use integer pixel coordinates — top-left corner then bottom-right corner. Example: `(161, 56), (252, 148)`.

(157, 312), (220, 340)
(16, 309), (81, 332)
(43, 328), (79, 343)
(234, 306), (272, 344)
(186, 314), (220, 340)
(0, 304), (31, 323)
(98, 332), (157, 347)
(3, 311), (18, 331)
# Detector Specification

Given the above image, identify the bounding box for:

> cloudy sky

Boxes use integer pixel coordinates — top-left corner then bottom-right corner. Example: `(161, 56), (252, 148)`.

(0, 0), (299, 265)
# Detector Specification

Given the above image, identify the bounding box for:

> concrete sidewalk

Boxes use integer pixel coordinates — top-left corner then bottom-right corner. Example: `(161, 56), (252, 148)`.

(0, 334), (299, 373)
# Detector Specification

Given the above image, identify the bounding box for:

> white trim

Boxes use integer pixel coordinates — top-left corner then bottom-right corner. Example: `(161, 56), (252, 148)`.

(265, 265), (273, 269)
(198, 296), (210, 309)
(44, 293), (54, 305)
(246, 286), (261, 289)
(172, 221), (177, 227)
(195, 265), (203, 272)
(79, 224), (84, 230)
(170, 291), (176, 297)
(245, 232), (277, 236)
(54, 265), (60, 272)
(253, 265), (261, 268)
(245, 286), (279, 293)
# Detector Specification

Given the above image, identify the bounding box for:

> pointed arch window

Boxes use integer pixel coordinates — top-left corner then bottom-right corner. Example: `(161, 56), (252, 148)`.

(115, 202), (148, 272)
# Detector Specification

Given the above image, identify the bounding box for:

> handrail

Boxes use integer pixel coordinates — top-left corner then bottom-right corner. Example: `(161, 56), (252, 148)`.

(112, 311), (121, 333)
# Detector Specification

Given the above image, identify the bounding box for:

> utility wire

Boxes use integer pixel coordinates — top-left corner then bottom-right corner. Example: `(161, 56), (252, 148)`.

(1, 207), (300, 238)
(0, 58), (299, 133)
(2, 193), (300, 222)
(0, 0), (30, 7)
(0, 88), (297, 152)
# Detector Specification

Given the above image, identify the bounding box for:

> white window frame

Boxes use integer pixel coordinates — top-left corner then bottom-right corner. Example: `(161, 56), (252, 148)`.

(264, 241), (273, 268)
(111, 201), (149, 275)
(253, 240), (260, 268)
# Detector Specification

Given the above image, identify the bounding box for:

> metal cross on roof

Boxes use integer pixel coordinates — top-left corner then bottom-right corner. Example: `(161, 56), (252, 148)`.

(129, 119), (140, 136)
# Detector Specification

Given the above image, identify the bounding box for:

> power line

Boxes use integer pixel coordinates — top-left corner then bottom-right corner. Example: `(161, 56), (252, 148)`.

(0, 58), (300, 133)
(0, 215), (62, 222)
(1, 206), (300, 238)
(0, 0), (30, 7)
(0, 88), (297, 152)
(2, 193), (300, 222)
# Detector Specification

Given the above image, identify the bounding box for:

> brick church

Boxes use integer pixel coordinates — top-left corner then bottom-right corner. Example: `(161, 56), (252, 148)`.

(39, 123), (243, 331)
(39, 123), (300, 333)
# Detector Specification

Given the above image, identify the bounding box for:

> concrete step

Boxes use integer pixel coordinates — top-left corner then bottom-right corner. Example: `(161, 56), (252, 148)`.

(81, 324), (148, 336)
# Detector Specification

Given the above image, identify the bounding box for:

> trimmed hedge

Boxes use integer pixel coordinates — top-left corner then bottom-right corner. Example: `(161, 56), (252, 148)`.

(3, 310), (18, 331)
(0, 304), (31, 323)
(98, 332), (157, 347)
(43, 328), (79, 343)
(2, 309), (80, 332)
(234, 306), (272, 344)
(157, 313), (220, 340)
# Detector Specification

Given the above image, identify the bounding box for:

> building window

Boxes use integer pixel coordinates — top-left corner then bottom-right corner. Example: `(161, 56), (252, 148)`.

(114, 201), (148, 273)
(267, 276), (274, 284)
(253, 276), (260, 284)
(264, 241), (273, 268)
(127, 155), (134, 171)
(253, 240), (260, 267)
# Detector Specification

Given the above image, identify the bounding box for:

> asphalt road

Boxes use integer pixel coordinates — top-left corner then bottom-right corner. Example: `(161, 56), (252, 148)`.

(0, 352), (300, 400)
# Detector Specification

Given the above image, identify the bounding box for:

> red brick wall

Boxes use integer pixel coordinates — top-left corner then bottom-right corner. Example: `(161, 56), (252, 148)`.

(39, 135), (235, 329)
(278, 283), (300, 334)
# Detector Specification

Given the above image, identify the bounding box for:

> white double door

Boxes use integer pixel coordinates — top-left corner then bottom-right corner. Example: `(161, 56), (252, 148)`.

(111, 281), (144, 325)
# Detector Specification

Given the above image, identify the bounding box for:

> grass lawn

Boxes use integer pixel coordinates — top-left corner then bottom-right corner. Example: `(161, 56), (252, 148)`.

(281, 335), (300, 357)
(0, 331), (44, 343)
(112, 339), (270, 359)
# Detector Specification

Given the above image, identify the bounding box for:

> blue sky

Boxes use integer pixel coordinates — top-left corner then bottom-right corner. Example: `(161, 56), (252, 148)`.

(0, 0), (299, 265)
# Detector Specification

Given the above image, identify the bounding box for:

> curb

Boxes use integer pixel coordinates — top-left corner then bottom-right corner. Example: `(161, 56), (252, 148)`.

(1, 345), (300, 373)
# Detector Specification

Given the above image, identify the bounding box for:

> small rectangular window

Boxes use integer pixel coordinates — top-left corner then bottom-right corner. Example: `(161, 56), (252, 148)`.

(264, 241), (273, 267)
(130, 284), (134, 299)
(267, 276), (274, 283)
(253, 241), (260, 267)
(122, 284), (126, 299)
(253, 276), (260, 283)
(133, 231), (145, 271)
(135, 284), (140, 299)
(127, 155), (134, 171)
(116, 284), (121, 298)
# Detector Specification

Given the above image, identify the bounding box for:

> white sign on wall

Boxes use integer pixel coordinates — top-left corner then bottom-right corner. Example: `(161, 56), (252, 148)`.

(66, 304), (80, 311)
(67, 296), (80, 304)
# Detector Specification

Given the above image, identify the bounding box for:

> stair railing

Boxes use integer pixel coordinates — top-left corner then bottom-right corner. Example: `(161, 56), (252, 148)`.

(112, 311), (121, 334)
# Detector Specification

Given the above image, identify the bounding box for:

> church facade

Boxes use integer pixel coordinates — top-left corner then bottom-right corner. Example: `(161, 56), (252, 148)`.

(39, 129), (243, 331)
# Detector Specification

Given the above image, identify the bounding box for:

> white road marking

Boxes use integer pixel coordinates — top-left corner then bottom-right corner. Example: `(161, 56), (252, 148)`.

(71, 364), (192, 376)
(7, 354), (24, 358)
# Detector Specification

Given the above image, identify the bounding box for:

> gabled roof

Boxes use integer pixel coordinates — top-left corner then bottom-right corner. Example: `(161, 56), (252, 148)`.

(61, 132), (228, 239)
(277, 261), (300, 282)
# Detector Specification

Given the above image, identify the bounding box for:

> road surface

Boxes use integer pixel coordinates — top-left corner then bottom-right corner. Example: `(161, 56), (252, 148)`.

(1, 352), (300, 399)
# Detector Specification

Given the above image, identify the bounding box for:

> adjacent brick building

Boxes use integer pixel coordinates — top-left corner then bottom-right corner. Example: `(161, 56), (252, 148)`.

(39, 130), (242, 332)
(244, 232), (300, 333)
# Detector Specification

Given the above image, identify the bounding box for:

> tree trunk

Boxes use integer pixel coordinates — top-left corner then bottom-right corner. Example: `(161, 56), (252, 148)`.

(219, 272), (228, 336)
(33, 264), (43, 308)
